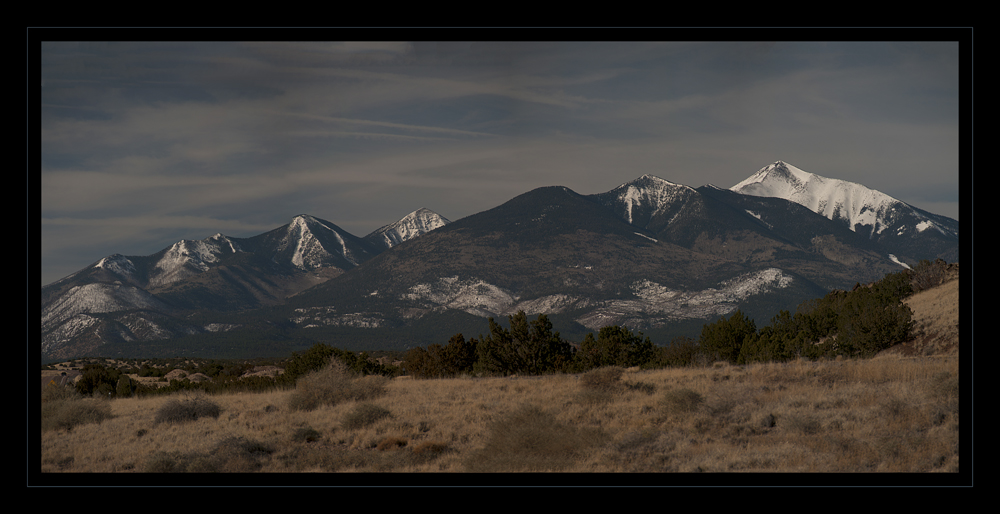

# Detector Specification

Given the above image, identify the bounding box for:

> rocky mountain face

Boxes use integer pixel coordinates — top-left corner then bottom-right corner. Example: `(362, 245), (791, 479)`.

(39, 162), (959, 360)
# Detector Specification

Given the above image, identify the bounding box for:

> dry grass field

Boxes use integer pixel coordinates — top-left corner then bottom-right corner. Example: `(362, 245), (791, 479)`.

(37, 272), (966, 483)
(39, 353), (961, 479)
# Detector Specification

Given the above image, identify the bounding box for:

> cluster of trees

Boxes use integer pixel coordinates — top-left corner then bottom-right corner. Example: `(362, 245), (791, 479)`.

(402, 266), (923, 377)
(699, 268), (916, 364)
(402, 311), (657, 378)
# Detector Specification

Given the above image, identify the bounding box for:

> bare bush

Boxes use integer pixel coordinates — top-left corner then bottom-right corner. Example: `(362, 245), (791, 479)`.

(154, 397), (222, 425)
(288, 359), (388, 412)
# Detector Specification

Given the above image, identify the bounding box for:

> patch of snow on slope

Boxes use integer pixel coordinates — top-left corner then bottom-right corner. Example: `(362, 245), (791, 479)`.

(96, 254), (136, 279)
(888, 254), (912, 269)
(401, 276), (519, 317)
(372, 208), (450, 248)
(614, 175), (695, 225)
(575, 268), (794, 329)
(915, 219), (947, 235)
(41, 313), (100, 352)
(287, 216), (342, 269)
(210, 233), (241, 253)
(503, 294), (594, 317)
(151, 238), (223, 286)
(41, 283), (169, 328)
(291, 306), (384, 328)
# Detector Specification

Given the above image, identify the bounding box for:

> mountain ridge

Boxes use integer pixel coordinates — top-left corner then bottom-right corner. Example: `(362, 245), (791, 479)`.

(40, 161), (959, 360)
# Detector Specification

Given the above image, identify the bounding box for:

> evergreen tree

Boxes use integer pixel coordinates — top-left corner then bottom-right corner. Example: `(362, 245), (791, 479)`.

(698, 309), (757, 364)
(578, 325), (655, 369)
(474, 311), (574, 375)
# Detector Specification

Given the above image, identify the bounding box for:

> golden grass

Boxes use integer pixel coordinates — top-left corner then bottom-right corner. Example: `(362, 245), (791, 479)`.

(39, 355), (961, 477)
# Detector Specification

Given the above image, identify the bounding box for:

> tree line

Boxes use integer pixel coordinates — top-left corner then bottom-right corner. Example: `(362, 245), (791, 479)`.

(401, 261), (946, 377)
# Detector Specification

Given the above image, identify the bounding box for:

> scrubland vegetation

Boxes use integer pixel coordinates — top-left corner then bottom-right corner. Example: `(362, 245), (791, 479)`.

(40, 353), (960, 476)
(38, 260), (963, 477)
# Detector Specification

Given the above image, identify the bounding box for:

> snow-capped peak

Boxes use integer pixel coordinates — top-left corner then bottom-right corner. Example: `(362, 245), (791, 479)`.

(730, 161), (902, 236)
(95, 254), (136, 279)
(610, 174), (696, 225)
(366, 208), (451, 249)
(284, 214), (357, 269)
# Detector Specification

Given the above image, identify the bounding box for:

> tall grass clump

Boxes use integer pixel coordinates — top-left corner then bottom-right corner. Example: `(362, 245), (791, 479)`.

(143, 436), (274, 473)
(153, 397), (222, 425)
(463, 404), (607, 472)
(288, 359), (388, 412)
(341, 403), (393, 430)
(41, 385), (113, 432)
(660, 388), (704, 415)
(579, 366), (624, 392)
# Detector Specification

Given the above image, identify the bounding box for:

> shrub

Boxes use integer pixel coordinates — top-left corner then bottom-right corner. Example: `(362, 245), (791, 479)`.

(785, 414), (822, 435)
(376, 436), (408, 451)
(288, 360), (388, 412)
(41, 396), (113, 432)
(929, 371), (959, 399)
(142, 437), (273, 473)
(463, 405), (606, 472)
(660, 388), (704, 415)
(291, 426), (322, 443)
(341, 403), (392, 430)
(211, 436), (274, 472)
(579, 366), (624, 392)
(625, 380), (657, 395)
(42, 383), (79, 403)
(154, 397), (222, 425)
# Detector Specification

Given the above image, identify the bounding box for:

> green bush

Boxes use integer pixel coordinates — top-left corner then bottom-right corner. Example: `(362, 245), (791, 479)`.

(154, 397), (222, 425)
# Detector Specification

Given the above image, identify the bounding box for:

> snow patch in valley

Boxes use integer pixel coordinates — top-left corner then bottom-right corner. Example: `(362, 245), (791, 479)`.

(402, 276), (519, 317)
(291, 306), (384, 328)
(205, 323), (241, 332)
(575, 268), (794, 329)
(395, 269), (794, 330)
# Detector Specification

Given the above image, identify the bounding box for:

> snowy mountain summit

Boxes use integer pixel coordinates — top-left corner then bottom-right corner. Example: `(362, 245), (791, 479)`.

(365, 208), (451, 249)
(730, 161), (957, 240)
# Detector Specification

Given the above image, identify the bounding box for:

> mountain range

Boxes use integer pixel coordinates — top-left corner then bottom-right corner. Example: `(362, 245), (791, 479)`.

(39, 161), (959, 361)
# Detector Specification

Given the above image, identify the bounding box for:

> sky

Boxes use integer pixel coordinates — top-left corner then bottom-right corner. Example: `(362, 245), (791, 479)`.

(38, 37), (964, 287)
